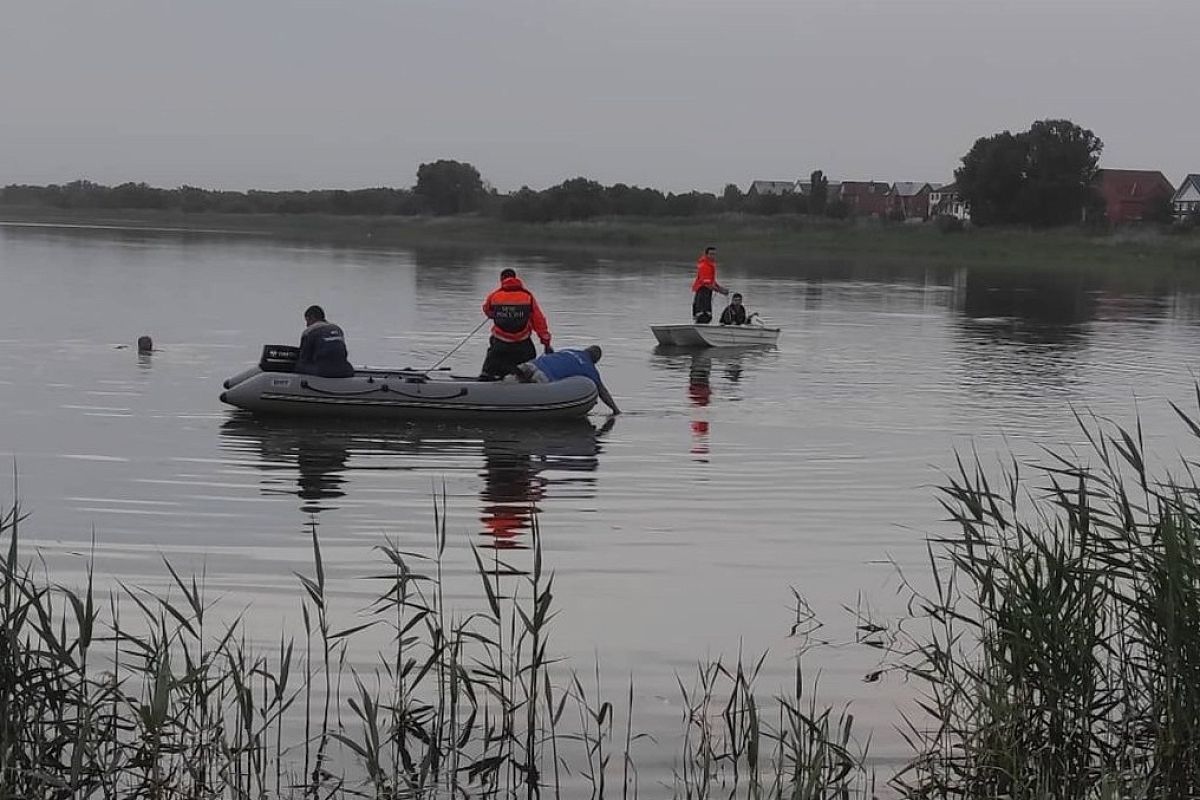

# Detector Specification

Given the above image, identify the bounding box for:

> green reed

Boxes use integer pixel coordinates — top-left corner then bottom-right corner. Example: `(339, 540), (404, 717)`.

(0, 486), (871, 799)
(862, 400), (1200, 799)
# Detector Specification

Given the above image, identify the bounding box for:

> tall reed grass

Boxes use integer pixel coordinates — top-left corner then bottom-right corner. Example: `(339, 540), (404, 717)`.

(16, 400), (1200, 799)
(0, 490), (872, 799)
(865, 404), (1200, 798)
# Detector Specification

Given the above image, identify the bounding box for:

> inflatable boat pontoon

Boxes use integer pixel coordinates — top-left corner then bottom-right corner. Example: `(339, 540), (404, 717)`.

(220, 346), (598, 421)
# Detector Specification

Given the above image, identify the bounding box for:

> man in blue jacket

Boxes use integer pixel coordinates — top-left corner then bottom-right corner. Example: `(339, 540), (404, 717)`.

(511, 345), (620, 414)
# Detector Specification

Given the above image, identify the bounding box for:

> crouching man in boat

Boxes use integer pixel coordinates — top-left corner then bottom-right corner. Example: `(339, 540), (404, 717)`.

(719, 293), (760, 326)
(296, 305), (354, 378)
(692, 246), (729, 324)
(480, 268), (553, 380)
(510, 345), (621, 414)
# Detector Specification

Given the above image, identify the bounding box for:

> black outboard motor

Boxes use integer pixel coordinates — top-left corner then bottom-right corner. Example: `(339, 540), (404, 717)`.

(259, 344), (301, 373)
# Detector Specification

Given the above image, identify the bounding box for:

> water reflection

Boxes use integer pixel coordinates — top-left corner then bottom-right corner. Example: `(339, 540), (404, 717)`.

(218, 415), (612, 542)
(219, 417), (354, 513)
(954, 267), (1098, 347)
(479, 417), (615, 550)
(651, 346), (771, 462)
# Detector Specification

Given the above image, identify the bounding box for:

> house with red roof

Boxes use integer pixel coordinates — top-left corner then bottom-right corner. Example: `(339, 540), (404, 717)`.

(1094, 169), (1175, 224)
(839, 181), (890, 217)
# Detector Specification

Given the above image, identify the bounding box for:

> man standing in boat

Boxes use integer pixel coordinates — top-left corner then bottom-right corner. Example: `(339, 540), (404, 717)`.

(480, 268), (553, 380)
(692, 246), (729, 324)
(296, 305), (355, 378)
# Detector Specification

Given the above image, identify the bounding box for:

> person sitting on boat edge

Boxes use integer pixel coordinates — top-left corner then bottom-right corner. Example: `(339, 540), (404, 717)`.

(509, 345), (621, 414)
(719, 293), (759, 326)
(692, 246), (729, 324)
(479, 268), (552, 380)
(296, 305), (354, 378)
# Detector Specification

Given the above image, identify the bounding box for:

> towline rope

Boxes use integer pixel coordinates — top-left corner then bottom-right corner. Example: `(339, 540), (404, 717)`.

(427, 318), (489, 371)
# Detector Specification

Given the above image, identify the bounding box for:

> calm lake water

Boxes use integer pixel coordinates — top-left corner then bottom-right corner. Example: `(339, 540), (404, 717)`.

(3, 221), (1200, 779)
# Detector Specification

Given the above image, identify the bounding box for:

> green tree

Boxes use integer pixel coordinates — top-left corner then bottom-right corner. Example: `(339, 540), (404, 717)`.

(956, 130), (1031, 226)
(542, 177), (607, 220)
(955, 119), (1103, 227)
(1020, 119), (1103, 227)
(720, 183), (743, 212)
(809, 170), (828, 215)
(414, 159), (485, 215)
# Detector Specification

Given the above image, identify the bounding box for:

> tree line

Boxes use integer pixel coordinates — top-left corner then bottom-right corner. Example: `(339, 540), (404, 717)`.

(0, 164), (848, 222)
(3, 120), (1183, 228)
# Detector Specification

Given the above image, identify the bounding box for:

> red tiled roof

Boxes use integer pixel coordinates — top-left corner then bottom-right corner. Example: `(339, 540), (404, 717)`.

(1095, 169), (1174, 199)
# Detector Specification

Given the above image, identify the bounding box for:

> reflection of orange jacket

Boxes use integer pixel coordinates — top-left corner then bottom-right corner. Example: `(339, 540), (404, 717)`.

(482, 276), (552, 346)
(692, 255), (719, 292)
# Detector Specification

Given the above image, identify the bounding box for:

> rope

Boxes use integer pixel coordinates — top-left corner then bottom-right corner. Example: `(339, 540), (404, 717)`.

(428, 318), (489, 371)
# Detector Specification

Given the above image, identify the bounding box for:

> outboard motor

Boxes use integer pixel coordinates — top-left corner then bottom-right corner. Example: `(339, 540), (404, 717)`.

(259, 344), (301, 373)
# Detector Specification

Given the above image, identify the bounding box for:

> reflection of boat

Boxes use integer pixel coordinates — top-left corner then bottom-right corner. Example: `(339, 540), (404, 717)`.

(220, 416), (359, 513)
(221, 348), (597, 421)
(649, 323), (780, 348)
(477, 418), (612, 550)
(217, 415), (611, 543)
(651, 345), (769, 463)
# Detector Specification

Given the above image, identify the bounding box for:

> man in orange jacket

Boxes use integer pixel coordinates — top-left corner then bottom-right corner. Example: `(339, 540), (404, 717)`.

(691, 246), (728, 323)
(480, 268), (553, 379)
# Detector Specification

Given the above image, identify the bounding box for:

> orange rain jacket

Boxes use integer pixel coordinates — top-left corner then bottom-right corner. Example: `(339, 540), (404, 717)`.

(482, 275), (552, 346)
(692, 254), (720, 292)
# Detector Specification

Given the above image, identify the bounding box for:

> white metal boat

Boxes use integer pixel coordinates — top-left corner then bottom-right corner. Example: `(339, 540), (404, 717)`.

(649, 323), (781, 348)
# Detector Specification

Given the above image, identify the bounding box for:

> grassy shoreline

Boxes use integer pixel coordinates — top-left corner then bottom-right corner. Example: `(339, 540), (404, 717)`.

(3, 204), (1199, 269)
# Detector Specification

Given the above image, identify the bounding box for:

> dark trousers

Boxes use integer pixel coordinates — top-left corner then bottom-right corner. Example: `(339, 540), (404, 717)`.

(692, 287), (713, 324)
(480, 336), (536, 379)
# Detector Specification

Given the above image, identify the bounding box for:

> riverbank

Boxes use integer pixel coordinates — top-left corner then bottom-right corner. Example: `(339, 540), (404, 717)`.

(3, 204), (1199, 269)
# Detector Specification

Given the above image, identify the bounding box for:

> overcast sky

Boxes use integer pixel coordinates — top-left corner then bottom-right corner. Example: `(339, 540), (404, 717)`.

(1, 0), (1195, 194)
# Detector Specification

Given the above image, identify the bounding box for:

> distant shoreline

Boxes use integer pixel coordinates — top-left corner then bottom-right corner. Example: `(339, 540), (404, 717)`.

(2, 205), (1198, 269)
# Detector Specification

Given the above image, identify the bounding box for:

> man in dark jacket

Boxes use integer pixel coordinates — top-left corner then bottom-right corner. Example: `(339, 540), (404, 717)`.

(296, 305), (354, 378)
(479, 268), (553, 380)
(719, 293), (758, 326)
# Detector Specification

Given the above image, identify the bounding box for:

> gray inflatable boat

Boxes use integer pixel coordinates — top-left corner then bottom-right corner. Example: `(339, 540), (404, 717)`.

(220, 346), (598, 421)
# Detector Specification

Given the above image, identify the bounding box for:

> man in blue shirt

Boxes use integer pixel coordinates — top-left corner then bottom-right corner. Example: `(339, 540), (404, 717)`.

(512, 345), (621, 414)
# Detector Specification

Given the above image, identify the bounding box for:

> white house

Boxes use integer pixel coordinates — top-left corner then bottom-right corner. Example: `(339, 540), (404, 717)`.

(747, 180), (796, 196)
(1173, 174), (1200, 220)
(929, 181), (970, 221)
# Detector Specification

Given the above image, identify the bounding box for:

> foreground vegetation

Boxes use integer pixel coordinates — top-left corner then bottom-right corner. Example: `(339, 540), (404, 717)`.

(0, 495), (871, 799)
(5, 401), (1200, 798)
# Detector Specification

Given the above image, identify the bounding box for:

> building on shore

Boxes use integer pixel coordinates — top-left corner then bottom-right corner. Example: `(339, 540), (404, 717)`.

(746, 180), (797, 196)
(929, 182), (970, 221)
(887, 182), (933, 220)
(1173, 174), (1200, 221)
(838, 181), (891, 218)
(1093, 169), (1174, 225)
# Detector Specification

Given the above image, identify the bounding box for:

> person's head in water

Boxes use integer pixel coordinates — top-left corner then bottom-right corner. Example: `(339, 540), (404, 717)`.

(584, 345), (603, 363)
(730, 292), (743, 307)
(704, 246), (716, 257)
(500, 268), (517, 280)
(137, 335), (153, 354)
(304, 305), (326, 325)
